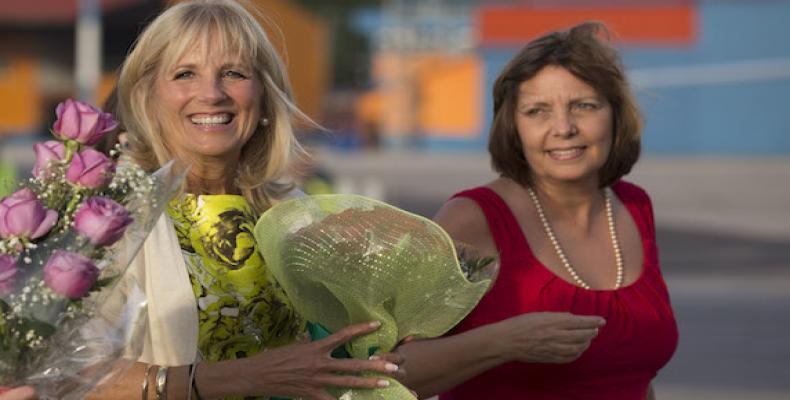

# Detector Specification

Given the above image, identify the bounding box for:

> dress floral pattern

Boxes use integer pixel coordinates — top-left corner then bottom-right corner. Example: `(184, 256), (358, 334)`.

(167, 194), (304, 367)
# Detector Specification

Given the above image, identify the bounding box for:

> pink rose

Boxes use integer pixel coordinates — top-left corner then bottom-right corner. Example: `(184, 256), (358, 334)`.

(74, 197), (132, 247)
(0, 188), (58, 240)
(52, 98), (118, 145)
(32, 140), (66, 178)
(43, 250), (99, 299)
(0, 254), (19, 295)
(66, 148), (115, 189)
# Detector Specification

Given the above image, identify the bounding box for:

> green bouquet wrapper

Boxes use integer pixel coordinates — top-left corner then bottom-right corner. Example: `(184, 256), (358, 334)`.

(254, 194), (494, 399)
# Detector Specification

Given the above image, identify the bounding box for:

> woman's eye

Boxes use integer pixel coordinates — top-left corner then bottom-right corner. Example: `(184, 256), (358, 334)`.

(224, 70), (248, 79)
(173, 71), (194, 79)
(575, 102), (599, 110)
(525, 108), (545, 117)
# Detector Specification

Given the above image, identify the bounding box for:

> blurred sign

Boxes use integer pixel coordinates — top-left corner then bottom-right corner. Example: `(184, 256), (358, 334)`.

(379, 1), (474, 52)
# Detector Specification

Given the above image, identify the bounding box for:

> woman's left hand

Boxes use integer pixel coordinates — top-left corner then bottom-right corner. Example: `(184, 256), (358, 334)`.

(202, 321), (407, 400)
(0, 386), (37, 400)
(371, 335), (412, 383)
(369, 351), (407, 382)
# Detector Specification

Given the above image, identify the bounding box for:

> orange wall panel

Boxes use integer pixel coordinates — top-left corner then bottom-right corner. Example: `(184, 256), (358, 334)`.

(418, 56), (481, 137)
(0, 57), (40, 134)
(479, 5), (697, 47)
(255, 0), (329, 122)
(367, 53), (482, 138)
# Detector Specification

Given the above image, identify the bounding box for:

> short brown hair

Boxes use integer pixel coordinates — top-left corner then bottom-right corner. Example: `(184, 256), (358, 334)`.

(488, 22), (642, 188)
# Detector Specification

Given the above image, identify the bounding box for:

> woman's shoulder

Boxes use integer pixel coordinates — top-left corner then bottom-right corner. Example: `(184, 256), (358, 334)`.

(434, 184), (501, 255)
(613, 180), (656, 230)
(613, 179), (653, 205)
(435, 195), (488, 234)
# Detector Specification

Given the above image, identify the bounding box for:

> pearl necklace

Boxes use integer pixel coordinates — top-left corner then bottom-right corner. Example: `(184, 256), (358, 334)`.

(527, 187), (624, 290)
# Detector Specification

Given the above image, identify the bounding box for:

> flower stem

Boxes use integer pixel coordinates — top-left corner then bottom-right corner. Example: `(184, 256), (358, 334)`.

(64, 140), (80, 163)
(65, 191), (82, 216)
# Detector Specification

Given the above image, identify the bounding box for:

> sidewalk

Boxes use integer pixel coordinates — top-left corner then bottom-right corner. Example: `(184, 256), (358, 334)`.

(320, 150), (790, 241)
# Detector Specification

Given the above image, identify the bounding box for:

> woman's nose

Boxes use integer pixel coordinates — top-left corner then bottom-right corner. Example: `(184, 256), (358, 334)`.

(552, 110), (578, 137)
(197, 77), (229, 103)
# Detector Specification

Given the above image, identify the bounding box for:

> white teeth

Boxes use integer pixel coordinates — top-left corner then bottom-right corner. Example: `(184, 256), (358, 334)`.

(190, 114), (231, 124)
(548, 147), (583, 160)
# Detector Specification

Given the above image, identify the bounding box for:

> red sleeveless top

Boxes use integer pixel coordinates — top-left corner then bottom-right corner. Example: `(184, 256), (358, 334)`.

(440, 181), (678, 400)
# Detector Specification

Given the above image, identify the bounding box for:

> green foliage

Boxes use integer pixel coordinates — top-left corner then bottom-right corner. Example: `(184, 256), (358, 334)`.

(0, 161), (17, 199)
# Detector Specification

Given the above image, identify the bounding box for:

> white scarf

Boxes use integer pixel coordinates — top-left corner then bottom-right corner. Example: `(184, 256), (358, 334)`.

(126, 214), (199, 366)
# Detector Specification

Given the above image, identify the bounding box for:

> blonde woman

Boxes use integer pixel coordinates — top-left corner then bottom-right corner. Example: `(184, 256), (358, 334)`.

(90, 1), (403, 399)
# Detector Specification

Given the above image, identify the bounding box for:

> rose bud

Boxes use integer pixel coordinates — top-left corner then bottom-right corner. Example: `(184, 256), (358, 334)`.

(0, 188), (58, 240)
(32, 140), (66, 179)
(0, 254), (19, 296)
(66, 148), (115, 189)
(74, 197), (132, 247)
(43, 250), (100, 299)
(52, 98), (118, 146)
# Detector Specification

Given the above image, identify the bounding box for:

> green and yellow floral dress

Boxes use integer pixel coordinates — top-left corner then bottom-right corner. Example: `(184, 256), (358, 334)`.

(167, 194), (305, 398)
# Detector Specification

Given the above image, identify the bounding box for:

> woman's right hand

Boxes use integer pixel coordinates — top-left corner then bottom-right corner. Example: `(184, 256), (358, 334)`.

(496, 312), (605, 364)
(216, 321), (402, 400)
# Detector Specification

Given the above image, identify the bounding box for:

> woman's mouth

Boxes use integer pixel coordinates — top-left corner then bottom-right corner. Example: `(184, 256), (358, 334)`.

(189, 113), (234, 126)
(546, 146), (585, 161)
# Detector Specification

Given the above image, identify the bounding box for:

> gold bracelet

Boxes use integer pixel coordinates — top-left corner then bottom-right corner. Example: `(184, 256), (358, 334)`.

(155, 366), (169, 400)
(141, 365), (153, 400)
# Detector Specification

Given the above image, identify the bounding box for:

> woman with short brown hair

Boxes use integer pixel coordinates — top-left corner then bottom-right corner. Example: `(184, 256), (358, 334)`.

(400, 22), (677, 400)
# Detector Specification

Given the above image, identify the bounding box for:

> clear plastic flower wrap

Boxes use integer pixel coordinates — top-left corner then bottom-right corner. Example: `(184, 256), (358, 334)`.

(254, 194), (498, 400)
(0, 98), (186, 398)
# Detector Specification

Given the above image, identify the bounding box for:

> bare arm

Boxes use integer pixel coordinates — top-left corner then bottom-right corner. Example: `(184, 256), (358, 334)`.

(397, 198), (604, 398)
(398, 319), (507, 398)
(90, 321), (402, 400)
(399, 312), (603, 398)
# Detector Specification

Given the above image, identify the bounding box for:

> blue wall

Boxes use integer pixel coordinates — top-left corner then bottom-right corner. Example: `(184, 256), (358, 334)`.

(476, 1), (790, 155)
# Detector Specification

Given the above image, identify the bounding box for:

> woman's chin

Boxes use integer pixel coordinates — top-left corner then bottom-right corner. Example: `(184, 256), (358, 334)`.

(535, 169), (601, 186)
(183, 145), (241, 163)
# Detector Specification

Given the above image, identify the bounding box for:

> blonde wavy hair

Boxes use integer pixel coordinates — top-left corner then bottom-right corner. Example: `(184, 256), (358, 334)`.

(117, 0), (308, 213)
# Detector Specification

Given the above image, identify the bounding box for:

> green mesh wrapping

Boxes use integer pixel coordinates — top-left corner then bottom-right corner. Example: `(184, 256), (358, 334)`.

(254, 194), (493, 400)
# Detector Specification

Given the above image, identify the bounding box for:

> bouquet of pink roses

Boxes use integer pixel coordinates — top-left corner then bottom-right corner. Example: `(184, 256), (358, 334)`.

(0, 99), (183, 399)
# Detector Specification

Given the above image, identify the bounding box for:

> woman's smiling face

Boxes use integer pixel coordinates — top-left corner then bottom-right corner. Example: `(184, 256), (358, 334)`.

(154, 41), (262, 166)
(515, 65), (613, 188)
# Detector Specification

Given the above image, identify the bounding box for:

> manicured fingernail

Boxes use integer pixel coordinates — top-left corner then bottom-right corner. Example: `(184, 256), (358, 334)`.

(377, 379), (390, 388)
(385, 362), (399, 372)
(369, 321), (381, 328)
(368, 355), (381, 361)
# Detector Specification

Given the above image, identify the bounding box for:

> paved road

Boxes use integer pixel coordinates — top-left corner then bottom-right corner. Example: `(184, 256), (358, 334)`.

(321, 150), (790, 399)
(643, 229), (790, 399)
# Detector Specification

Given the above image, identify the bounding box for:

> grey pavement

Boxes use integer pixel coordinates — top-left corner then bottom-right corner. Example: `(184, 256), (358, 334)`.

(320, 150), (790, 400)
(320, 151), (790, 241)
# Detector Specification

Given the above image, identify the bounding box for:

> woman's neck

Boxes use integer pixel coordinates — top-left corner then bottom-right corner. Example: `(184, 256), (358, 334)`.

(528, 178), (605, 232)
(185, 159), (240, 195)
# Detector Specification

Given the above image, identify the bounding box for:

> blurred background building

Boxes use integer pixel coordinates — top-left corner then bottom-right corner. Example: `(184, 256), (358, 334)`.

(0, 0), (328, 138)
(3, 0), (789, 156)
(1, 1), (788, 399)
(353, 0), (790, 154)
